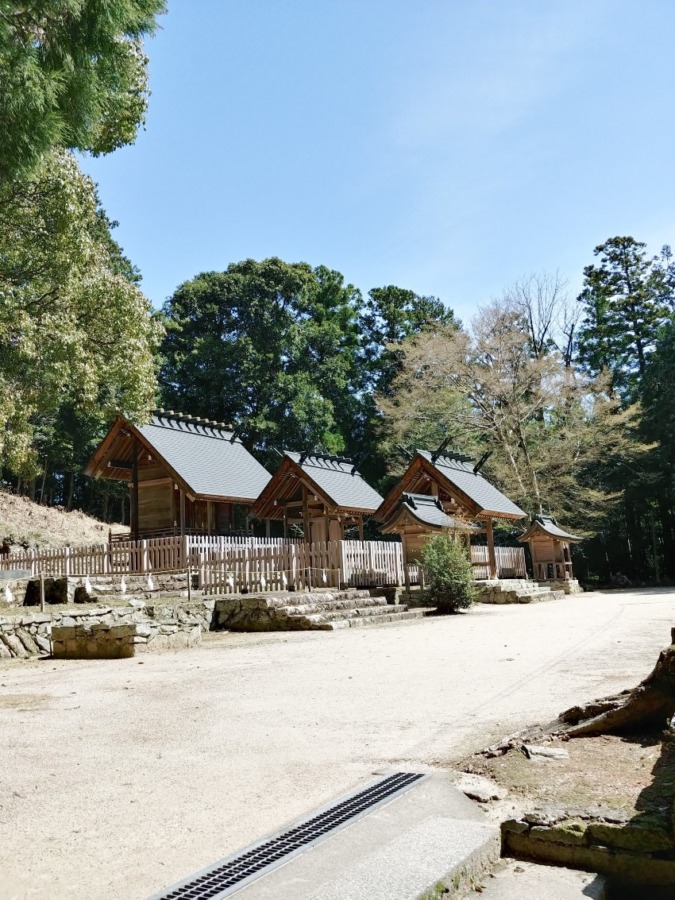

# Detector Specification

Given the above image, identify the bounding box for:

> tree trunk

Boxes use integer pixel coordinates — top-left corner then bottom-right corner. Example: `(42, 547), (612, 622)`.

(559, 638), (675, 737)
(659, 489), (675, 579)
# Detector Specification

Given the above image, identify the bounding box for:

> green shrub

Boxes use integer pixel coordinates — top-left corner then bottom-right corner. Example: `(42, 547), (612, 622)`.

(420, 533), (476, 614)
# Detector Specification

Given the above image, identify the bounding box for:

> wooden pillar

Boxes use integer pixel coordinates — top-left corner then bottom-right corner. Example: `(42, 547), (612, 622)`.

(265, 518), (271, 538)
(403, 534), (410, 594)
(486, 518), (497, 579)
(283, 507), (288, 539)
(302, 485), (309, 542)
(132, 439), (140, 540)
(179, 489), (186, 537)
(358, 515), (364, 541)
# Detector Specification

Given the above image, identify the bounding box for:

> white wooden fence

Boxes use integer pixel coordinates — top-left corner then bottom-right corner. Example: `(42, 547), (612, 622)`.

(470, 545), (527, 579)
(0, 535), (526, 592)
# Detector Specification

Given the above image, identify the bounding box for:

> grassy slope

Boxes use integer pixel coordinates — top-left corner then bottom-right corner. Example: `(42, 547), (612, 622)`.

(0, 491), (128, 549)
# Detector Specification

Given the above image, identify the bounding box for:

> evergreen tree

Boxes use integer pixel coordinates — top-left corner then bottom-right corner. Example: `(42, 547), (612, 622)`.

(577, 237), (672, 398)
(0, 1), (165, 180)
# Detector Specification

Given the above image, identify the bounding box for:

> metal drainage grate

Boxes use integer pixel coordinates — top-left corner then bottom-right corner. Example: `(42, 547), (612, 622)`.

(150, 771), (427, 900)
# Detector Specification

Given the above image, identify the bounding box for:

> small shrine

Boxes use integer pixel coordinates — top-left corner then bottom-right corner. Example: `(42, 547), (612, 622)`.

(375, 447), (525, 579)
(518, 515), (582, 582)
(380, 492), (478, 581)
(251, 451), (383, 542)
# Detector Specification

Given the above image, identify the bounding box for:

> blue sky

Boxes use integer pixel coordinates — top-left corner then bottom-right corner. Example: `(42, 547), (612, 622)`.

(80, 0), (675, 322)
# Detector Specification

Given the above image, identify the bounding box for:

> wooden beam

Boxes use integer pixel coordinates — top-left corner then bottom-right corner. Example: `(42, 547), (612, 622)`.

(109, 458), (134, 470)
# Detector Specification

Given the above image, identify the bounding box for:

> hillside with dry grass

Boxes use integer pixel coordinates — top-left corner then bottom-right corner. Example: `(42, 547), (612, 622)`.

(0, 491), (128, 550)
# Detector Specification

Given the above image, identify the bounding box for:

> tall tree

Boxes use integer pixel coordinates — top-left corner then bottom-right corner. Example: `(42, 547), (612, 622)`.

(159, 259), (365, 457)
(639, 315), (675, 578)
(0, 150), (162, 477)
(0, 0), (165, 180)
(361, 285), (456, 394)
(378, 301), (647, 530)
(577, 237), (673, 398)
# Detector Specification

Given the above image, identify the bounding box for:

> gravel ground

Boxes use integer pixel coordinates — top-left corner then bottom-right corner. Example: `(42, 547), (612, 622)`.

(1, 588), (674, 900)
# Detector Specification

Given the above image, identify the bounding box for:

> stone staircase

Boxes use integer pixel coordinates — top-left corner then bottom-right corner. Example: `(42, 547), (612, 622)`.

(475, 579), (566, 605)
(214, 589), (430, 632)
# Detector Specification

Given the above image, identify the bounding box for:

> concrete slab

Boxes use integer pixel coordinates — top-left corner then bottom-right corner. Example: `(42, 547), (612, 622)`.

(461, 860), (606, 899)
(232, 773), (500, 900)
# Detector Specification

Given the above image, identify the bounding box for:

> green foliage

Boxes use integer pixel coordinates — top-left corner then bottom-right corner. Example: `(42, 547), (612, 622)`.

(159, 262), (453, 470)
(421, 533), (476, 614)
(159, 259), (365, 458)
(0, 0), (165, 179)
(577, 237), (673, 399)
(0, 150), (162, 477)
(362, 285), (457, 394)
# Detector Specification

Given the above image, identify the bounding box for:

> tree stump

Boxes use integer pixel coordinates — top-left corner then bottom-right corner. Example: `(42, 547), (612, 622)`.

(560, 636), (675, 737)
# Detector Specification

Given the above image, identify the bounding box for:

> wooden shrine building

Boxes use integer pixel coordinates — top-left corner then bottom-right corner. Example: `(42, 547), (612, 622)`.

(251, 451), (383, 542)
(374, 448), (525, 579)
(84, 411), (271, 538)
(518, 515), (582, 582)
(380, 492), (478, 572)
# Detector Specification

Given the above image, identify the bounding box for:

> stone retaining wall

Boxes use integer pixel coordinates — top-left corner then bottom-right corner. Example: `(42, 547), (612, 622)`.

(0, 571), (192, 610)
(51, 618), (202, 658)
(503, 810), (675, 886)
(0, 599), (215, 659)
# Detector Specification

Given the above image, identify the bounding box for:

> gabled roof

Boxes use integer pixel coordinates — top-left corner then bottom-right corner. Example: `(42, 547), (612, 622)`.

(374, 450), (525, 522)
(519, 515), (583, 543)
(417, 451), (525, 519)
(381, 493), (479, 534)
(251, 451), (383, 519)
(84, 412), (271, 503)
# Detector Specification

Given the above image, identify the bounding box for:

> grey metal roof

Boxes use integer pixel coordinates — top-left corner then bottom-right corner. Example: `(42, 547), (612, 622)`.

(286, 451), (383, 512)
(397, 493), (478, 530)
(519, 515), (583, 542)
(418, 450), (525, 518)
(137, 413), (271, 501)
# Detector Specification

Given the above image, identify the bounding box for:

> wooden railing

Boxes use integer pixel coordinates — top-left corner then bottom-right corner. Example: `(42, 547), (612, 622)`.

(0, 536), (405, 592)
(470, 545), (527, 579)
(0, 536), (527, 592)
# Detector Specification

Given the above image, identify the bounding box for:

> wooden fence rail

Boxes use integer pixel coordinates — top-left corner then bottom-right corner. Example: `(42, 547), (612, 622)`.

(0, 535), (526, 591)
(470, 545), (527, 580)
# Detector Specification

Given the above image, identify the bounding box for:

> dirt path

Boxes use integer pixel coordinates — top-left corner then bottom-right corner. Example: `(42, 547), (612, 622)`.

(1, 588), (674, 899)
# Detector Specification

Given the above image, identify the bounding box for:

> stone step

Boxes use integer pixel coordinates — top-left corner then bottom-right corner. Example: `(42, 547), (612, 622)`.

(298, 603), (402, 623)
(278, 596), (389, 616)
(515, 588), (566, 604)
(320, 608), (430, 630)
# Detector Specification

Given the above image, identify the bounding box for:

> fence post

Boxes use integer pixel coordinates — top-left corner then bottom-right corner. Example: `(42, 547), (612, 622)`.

(187, 565), (192, 603)
(142, 539), (149, 574)
(40, 572), (45, 612)
(64, 547), (71, 578)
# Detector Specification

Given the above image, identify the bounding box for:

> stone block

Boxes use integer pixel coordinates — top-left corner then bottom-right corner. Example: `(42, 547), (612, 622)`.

(587, 821), (674, 853)
(0, 631), (27, 657)
(530, 821), (588, 846)
(505, 830), (675, 886)
(16, 628), (40, 655)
